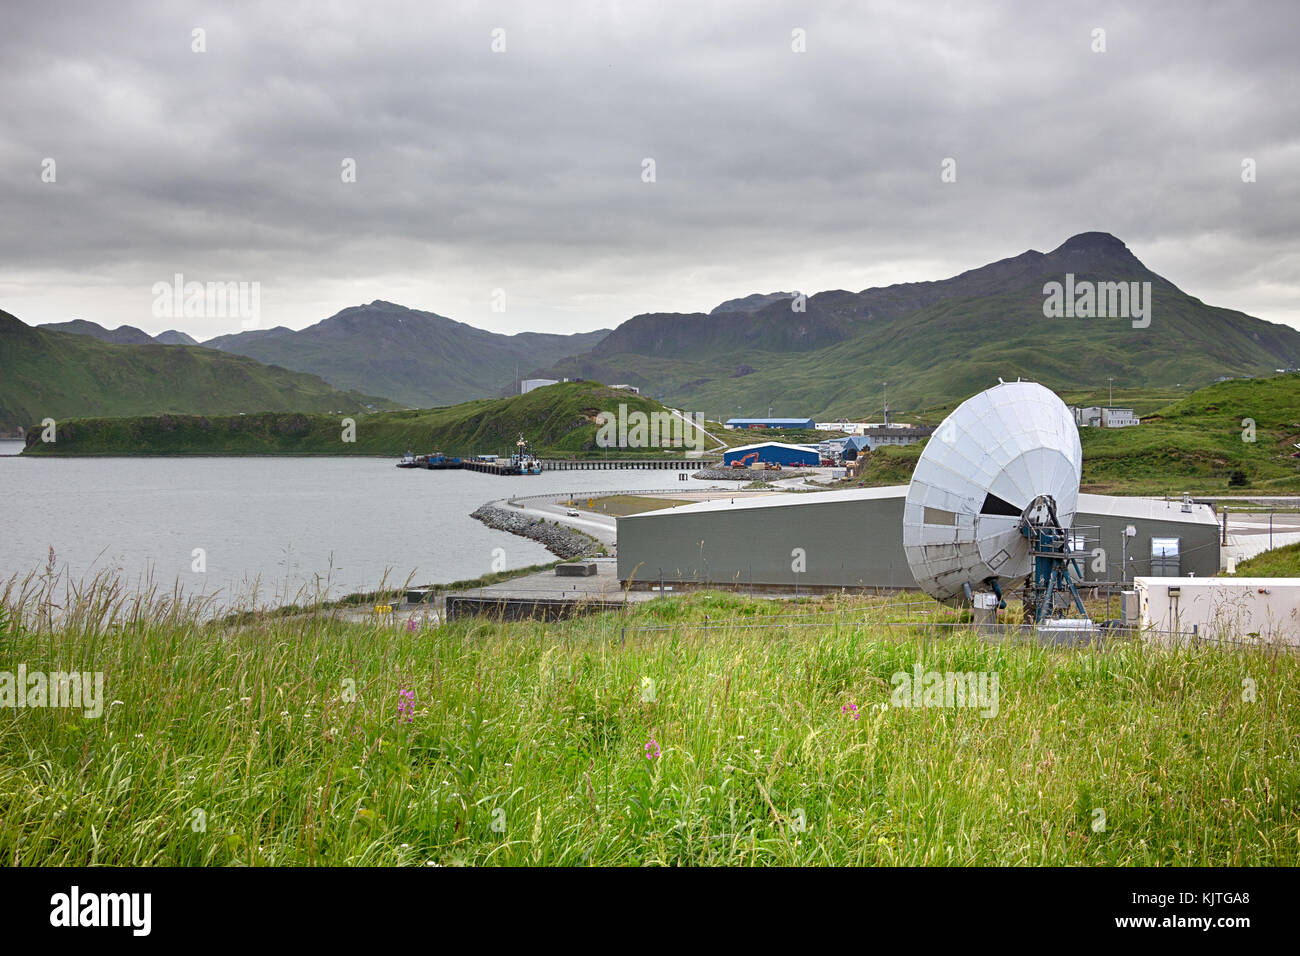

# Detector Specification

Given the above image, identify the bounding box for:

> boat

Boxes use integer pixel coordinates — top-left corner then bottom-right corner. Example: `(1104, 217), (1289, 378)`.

(511, 434), (543, 475)
(396, 450), (420, 468)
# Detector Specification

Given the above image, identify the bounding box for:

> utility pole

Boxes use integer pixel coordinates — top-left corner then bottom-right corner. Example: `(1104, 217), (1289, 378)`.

(1108, 376), (1114, 407)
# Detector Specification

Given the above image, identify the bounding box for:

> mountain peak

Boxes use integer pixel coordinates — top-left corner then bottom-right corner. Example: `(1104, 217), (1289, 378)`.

(1050, 232), (1129, 255)
(1042, 231), (1152, 279)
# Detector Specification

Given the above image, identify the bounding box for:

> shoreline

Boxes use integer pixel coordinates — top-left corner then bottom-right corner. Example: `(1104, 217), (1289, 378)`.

(469, 503), (605, 560)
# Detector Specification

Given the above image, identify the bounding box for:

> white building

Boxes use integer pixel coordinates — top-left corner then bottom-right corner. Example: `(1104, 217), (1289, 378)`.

(860, 426), (934, 449)
(521, 378), (561, 394)
(1071, 406), (1139, 428)
(814, 421), (913, 435)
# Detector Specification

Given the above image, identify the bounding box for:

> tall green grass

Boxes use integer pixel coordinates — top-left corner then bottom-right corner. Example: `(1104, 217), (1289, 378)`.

(1, 577), (1296, 866)
(1232, 541), (1300, 577)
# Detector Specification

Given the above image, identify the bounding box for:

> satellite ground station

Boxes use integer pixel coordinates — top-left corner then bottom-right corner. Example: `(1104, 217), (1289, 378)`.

(902, 380), (1094, 630)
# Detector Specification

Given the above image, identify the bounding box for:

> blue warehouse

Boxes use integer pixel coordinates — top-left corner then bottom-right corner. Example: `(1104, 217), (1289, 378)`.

(722, 441), (820, 467)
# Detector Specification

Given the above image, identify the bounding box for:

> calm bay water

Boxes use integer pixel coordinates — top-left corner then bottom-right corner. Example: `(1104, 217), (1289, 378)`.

(0, 442), (705, 609)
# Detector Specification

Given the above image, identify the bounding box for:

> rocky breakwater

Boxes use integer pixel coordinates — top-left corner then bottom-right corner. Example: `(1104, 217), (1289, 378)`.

(470, 504), (602, 559)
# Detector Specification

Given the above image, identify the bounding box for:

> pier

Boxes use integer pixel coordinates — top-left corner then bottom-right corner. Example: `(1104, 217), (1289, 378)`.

(402, 456), (717, 474)
(459, 458), (526, 475)
(539, 458), (715, 471)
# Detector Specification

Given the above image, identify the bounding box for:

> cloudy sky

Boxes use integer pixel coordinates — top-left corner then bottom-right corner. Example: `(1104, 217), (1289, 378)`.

(2, 0), (1297, 340)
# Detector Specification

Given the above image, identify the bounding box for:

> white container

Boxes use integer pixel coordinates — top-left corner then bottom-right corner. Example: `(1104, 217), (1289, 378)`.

(1133, 577), (1300, 645)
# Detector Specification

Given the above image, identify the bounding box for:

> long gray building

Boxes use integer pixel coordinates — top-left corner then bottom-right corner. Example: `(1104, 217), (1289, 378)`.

(617, 486), (1220, 591)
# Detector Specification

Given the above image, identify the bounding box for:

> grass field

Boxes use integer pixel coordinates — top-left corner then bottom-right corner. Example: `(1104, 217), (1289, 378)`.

(1232, 542), (1300, 577)
(580, 495), (695, 517)
(2, 577), (1296, 866)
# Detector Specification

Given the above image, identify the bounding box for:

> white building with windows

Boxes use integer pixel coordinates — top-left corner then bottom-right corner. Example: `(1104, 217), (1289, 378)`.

(1071, 406), (1139, 428)
(861, 426), (934, 449)
(1101, 407), (1139, 427)
(815, 421), (914, 435)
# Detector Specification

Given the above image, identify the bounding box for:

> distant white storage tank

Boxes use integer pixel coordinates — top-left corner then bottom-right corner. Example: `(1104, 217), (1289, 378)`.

(1134, 577), (1300, 645)
(521, 378), (560, 394)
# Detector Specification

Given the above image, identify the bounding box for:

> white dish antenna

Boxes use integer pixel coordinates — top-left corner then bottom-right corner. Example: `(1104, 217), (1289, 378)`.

(902, 381), (1082, 605)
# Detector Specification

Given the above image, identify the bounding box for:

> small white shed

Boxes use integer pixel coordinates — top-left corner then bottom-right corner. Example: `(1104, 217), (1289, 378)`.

(1133, 577), (1300, 645)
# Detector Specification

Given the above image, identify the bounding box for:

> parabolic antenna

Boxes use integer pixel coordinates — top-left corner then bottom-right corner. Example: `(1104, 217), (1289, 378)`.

(902, 381), (1082, 606)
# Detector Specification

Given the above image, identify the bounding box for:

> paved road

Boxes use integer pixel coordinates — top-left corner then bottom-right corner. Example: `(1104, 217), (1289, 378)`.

(511, 498), (618, 547)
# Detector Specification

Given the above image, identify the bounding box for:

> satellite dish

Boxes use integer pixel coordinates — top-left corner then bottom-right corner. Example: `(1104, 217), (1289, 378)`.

(902, 381), (1082, 605)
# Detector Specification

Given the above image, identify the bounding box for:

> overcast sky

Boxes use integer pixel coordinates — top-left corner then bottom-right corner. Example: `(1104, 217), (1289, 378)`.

(2, 0), (1297, 340)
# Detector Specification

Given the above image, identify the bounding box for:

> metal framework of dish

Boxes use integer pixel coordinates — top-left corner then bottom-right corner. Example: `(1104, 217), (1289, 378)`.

(901, 380), (1089, 619)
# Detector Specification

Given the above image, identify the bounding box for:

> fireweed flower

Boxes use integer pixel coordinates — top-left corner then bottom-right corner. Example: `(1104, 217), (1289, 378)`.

(397, 689), (416, 723)
(842, 703), (859, 720)
(644, 739), (660, 760)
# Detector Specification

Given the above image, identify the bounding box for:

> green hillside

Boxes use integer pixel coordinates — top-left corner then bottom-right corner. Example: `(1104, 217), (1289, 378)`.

(1231, 542), (1300, 576)
(0, 309), (392, 433)
(19, 381), (708, 457)
(850, 375), (1300, 496)
(538, 234), (1300, 419)
(1079, 375), (1300, 494)
(554, 287), (1300, 421)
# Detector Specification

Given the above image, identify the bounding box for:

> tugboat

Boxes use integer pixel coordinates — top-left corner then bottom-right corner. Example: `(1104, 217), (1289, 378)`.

(511, 434), (543, 475)
(396, 449), (420, 468)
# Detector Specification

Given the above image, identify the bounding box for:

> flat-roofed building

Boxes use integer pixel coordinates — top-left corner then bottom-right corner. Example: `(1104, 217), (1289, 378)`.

(861, 426), (934, 450)
(617, 487), (1220, 590)
(725, 417), (816, 430)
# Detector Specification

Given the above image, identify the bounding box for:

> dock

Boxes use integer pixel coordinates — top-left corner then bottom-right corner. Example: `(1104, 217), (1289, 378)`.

(401, 456), (718, 474)
(539, 458), (715, 471)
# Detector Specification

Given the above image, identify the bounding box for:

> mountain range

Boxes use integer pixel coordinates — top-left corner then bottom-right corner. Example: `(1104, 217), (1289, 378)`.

(39, 319), (198, 346)
(530, 232), (1300, 418)
(7, 232), (1300, 430)
(201, 301), (610, 408)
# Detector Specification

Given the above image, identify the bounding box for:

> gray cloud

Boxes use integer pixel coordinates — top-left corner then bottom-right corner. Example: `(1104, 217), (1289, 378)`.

(2, 0), (1297, 339)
